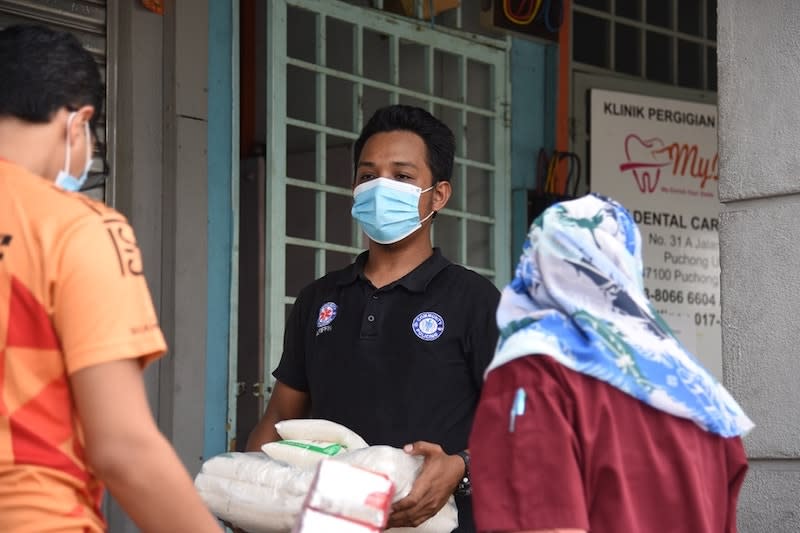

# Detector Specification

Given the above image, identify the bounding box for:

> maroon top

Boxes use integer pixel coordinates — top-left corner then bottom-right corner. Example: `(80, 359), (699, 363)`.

(469, 356), (748, 533)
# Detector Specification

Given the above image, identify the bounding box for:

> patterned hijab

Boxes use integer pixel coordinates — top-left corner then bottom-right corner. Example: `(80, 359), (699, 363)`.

(488, 194), (753, 437)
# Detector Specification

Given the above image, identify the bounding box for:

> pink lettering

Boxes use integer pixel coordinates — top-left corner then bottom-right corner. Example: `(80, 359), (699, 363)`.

(653, 143), (719, 189)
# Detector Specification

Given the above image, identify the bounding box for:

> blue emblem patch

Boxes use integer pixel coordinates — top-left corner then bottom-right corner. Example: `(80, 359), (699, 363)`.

(412, 311), (445, 341)
(316, 302), (338, 327)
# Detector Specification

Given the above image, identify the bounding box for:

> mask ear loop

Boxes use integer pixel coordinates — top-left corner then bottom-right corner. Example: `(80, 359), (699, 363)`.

(83, 121), (93, 175)
(63, 111), (77, 173)
(420, 182), (438, 222)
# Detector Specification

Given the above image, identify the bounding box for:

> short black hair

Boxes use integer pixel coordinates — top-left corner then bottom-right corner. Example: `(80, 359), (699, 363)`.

(353, 105), (456, 183)
(0, 25), (104, 134)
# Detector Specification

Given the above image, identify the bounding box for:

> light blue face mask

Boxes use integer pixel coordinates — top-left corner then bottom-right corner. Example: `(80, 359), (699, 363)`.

(351, 177), (435, 244)
(54, 112), (93, 192)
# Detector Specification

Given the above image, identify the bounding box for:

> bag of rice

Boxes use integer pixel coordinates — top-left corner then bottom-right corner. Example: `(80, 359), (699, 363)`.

(275, 419), (369, 450)
(262, 439), (347, 469)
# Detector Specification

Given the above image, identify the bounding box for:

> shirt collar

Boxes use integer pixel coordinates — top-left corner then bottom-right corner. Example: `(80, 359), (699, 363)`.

(336, 248), (451, 293)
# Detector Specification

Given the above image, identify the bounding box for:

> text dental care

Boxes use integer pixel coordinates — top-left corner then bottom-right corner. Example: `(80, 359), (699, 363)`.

(590, 89), (722, 378)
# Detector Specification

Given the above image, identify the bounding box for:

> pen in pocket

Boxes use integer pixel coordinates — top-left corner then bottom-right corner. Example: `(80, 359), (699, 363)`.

(508, 387), (526, 432)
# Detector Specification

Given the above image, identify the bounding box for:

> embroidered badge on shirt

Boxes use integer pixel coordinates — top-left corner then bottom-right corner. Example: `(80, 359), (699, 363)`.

(412, 311), (445, 341)
(317, 302), (338, 327)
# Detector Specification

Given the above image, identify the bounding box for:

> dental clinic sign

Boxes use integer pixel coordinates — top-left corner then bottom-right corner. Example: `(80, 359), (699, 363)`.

(590, 89), (722, 378)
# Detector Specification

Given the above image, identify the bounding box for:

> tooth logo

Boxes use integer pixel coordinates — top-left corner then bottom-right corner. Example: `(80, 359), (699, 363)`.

(619, 134), (670, 193)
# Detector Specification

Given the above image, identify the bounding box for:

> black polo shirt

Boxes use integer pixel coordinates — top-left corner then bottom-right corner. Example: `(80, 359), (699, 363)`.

(273, 248), (500, 532)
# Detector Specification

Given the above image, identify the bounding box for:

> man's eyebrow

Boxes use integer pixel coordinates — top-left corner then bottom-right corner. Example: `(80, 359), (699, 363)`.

(357, 161), (419, 168)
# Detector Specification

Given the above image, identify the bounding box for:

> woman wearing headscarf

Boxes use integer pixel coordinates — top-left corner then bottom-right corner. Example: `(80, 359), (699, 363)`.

(469, 194), (752, 533)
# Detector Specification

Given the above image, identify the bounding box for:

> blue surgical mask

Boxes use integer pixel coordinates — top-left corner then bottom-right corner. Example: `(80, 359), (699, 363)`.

(54, 112), (93, 192)
(351, 177), (435, 244)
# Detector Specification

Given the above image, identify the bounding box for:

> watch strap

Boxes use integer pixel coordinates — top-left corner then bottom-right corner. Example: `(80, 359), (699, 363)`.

(454, 450), (471, 496)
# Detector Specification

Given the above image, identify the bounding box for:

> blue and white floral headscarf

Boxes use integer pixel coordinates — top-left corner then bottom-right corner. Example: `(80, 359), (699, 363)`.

(488, 194), (753, 437)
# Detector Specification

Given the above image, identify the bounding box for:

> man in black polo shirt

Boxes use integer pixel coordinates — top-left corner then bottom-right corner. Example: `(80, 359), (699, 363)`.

(246, 105), (500, 532)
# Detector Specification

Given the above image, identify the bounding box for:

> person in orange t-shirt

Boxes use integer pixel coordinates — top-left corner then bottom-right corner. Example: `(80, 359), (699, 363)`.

(0, 25), (220, 532)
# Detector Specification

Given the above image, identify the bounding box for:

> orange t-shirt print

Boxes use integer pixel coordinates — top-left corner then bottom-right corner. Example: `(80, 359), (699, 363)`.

(0, 161), (167, 532)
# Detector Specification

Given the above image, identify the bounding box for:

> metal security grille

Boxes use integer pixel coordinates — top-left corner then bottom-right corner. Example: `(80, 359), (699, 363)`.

(572, 0), (717, 92)
(265, 0), (511, 378)
(0, 0), (113, 203)
(367, 0), (467, 29)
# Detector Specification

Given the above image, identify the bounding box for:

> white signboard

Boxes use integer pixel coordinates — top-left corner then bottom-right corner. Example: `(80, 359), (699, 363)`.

(589, 89), (721, 378)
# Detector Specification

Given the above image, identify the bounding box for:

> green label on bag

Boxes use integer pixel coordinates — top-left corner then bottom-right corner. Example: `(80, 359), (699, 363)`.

(277, 440), (343, 456)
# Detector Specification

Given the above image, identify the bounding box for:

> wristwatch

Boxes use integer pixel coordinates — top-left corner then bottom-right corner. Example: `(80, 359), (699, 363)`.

(454, 450), (471, 496)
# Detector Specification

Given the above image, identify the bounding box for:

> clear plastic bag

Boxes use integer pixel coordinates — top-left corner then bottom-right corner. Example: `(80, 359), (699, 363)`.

(196, 422), (458, 533)
(275, 419), (369, 450)
(262, 439), (346, 469)
(195, 452), (314, 533)
(335, 446), (459, 533)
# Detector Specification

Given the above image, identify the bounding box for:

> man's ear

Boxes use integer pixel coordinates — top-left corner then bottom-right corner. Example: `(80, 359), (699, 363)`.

(68, 105), (95, 143)
(432, 180), (452, 212)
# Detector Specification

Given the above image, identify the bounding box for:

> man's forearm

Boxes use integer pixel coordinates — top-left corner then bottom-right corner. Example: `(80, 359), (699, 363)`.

(97, 432), (221, 533)
(245, 380), (312, 451)
(245, 413), (282, 451)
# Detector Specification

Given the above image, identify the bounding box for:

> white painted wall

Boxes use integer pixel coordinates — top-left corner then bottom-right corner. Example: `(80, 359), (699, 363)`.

(718, 0), (800, 530)
(106, 1), (210, 530)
